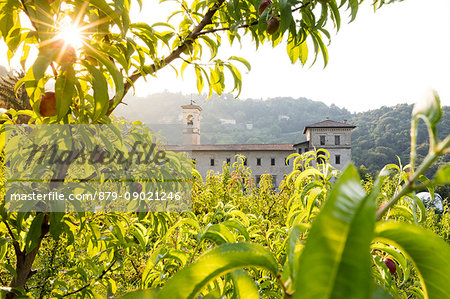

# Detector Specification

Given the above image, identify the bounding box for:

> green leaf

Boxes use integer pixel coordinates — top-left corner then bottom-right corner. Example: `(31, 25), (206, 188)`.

(129, 224), (147, 248)
(119, 289), (160, 299)
(230, 269), (259, 299)
(0, 3), (14, 39)
(142, 247), (168, 288)
(279, 0), (293, 33)
(194, 65), (204, 94)
(210, 67), (223, 95)
(329, 1), (341, 30)
(294, 168), (322, 189)
(152, 22), (175, 30)
(293, 164), (375, 299)
(348, 0), (359, 22)
(228, 56), (251, 71)
(199, 35), (218, 60)
(19, 55), (52, 104)
(83, 62), (109, 121)
(286, 223), (309, 281)
(55, 66), (75, 121)
(305, 186), (321, 220)
(25, 213), (44, 254)
(311, 31), (328, 67)
(287, 38), (309, 66)
(221, 219), (249, 241)
(90, 0), (123, 34)
(298, 41), (308, 65)
(287, 38), (299, 64)
(434, 164), (450, 185)
(28, 0), (53, 39)
(49, 212), (64, 240)
(224, 64), (242, 97)
(201, 223), (235, 245)
(158, 243), (279, 299)
(375, 221), (450, 298)
(85, 48), (124, 104)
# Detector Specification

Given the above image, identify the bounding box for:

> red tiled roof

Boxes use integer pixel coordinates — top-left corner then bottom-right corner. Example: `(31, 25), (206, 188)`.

(165, 144), (294, 151)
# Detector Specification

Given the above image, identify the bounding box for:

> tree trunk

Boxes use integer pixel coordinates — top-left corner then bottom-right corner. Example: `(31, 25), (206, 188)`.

(6, 213), (49, 298)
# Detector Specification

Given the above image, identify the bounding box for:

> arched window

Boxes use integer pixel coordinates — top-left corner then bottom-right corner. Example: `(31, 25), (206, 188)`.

(187, 115), (194, 126)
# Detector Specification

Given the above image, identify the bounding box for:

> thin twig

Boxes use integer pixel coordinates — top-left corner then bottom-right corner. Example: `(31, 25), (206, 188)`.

(61, 259), (117, 297)
(3, 220), (20, 254)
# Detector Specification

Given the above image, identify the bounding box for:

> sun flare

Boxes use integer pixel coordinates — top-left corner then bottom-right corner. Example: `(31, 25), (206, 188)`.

(56, 23), (83, 50)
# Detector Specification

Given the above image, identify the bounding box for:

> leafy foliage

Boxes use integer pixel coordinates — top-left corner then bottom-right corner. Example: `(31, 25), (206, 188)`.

(0, 0), (448, 298)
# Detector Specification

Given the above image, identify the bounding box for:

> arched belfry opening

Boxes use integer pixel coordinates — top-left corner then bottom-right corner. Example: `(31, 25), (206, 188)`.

(187, 115), (194, 127)
(181, 103), (202, 145)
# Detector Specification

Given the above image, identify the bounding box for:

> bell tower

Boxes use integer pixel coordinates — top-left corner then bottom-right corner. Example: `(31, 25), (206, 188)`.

(181, 103), (202, 145)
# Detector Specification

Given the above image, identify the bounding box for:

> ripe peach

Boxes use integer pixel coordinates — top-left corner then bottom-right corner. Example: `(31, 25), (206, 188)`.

(267, 17), (280, 35)
(39, 92), (57, 117)
(258, 0), (272, 15)
(383, 258), (396, 275)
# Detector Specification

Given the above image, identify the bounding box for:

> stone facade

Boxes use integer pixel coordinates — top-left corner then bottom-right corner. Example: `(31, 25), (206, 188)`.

(294, 120), (355, 171)
(167, 105), (355, 186)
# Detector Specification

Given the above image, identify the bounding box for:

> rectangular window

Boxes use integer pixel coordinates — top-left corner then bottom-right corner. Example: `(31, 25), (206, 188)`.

(256, 158), (261, 166)
(320, 135), (326, 145)
(335, 155), (341, 164)
(226, 158), (231, 164)
(243, 158), (247, 166)
(272, 175), (277, 187)
(285, 157), (289, 166)
(210, 158), (214, 166)
(298, 148), (302, 154)
(335, 135), (341, 145)
(271, 158), (275, 166)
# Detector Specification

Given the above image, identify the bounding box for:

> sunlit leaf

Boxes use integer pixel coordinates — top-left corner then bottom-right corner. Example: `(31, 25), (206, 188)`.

(158, 243), (279, 298)
(294, 165), (375, 298)
(230, 269), (259, 299)
(83, 62), (109, 121)
(55, 66), (75, 121)
(25, 213), (44, 254)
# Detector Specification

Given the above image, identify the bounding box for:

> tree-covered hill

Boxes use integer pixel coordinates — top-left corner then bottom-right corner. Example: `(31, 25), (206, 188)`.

(350, 104), (449, 176)
(115, 92), (449, 175)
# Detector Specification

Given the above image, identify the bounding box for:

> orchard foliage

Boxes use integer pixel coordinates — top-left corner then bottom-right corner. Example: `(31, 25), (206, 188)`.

(0, 93), (449, 298)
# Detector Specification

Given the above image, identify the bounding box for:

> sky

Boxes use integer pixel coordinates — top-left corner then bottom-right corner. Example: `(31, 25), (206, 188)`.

(1, 0), (449, 112)
(130, 0), (450, 112)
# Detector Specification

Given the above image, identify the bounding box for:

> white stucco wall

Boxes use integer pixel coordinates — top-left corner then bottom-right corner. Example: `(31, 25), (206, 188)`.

(192, 150), (295, 185)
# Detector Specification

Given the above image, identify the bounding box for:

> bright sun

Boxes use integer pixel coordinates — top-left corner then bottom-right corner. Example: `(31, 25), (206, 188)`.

(56, 24), (83, 49)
